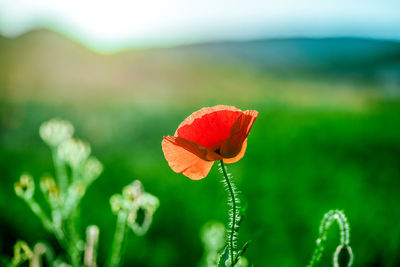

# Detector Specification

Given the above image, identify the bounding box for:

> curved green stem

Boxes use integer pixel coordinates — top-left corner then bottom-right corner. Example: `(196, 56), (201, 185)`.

(220, 160), (237, 267)
(107, 211), (128, 267)
(24, 198), (71, 257)
(308, 210), (353, 267)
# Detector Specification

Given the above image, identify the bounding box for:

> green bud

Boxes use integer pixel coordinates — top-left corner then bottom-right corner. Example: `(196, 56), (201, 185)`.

(14, 173), (35, 199)
(40, 175), (61, 203)
(12, 240), (33, 266)
(70, 181), (86, 197)
(110, 194), (124, 214)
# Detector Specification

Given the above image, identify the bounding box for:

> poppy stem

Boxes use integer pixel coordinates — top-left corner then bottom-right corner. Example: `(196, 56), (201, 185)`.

(219, 160), (238, 267)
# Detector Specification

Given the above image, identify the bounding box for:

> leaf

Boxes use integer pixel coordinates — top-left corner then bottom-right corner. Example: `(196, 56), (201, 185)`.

(217, 246), (229, 267)
(233, 240), (252, 265)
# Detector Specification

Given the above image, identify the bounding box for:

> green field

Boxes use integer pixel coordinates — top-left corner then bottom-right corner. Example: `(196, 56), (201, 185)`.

(1, 31), (400, 266)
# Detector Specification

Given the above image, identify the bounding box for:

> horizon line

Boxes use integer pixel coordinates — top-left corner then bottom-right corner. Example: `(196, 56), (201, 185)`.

(2, 27), (400, 54)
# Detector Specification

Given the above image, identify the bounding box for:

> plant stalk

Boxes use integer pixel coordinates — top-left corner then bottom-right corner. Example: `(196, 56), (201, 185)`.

(107, 211), (128, 267)
(51, 148), (68, 193)
(220, 160), (237, 267)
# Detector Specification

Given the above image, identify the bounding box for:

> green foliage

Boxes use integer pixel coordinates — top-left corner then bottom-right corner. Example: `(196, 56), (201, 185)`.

(13, 119), (102, 266)
(1, 98), (400, 266)
(8, 119), (159, 267)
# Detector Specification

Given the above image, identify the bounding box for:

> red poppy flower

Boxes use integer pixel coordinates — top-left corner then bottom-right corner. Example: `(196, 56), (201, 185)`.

(162, 105), (258, 180)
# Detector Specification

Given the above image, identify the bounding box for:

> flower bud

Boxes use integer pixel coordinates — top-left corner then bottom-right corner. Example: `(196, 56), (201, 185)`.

(73, 181), (86, 196)
(58, 138), (91, 169)
(84, 225), (99, 267)
(83, 156), (103, 182)
(122, 180), (143, 202)
(40, 175), (61, 203)
(127, 190), (159, 236)
(12, 241), (33, 266)
(110, 194), (124, 214)
(39, 119), (74, 147)
(14, 173), (35, 200)
(32, 243), (47, 267)
(139, 192), (160, 215)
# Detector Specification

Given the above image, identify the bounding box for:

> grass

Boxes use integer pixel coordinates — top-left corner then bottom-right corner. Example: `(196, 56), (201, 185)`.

(1, 92), (400, 266)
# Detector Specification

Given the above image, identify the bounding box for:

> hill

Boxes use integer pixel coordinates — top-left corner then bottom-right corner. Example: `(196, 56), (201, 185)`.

(1, 29), (400, 105)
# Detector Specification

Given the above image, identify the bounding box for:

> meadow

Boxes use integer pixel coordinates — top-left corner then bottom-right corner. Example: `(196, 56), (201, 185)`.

(1, 30), (400, 266)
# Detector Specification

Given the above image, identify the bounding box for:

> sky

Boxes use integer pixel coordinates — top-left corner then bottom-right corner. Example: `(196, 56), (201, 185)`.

(0, 0), (400, 51)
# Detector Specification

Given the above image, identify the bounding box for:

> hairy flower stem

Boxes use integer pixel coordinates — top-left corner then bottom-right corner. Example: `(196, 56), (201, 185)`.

(308, 210), (353, 267)
(107, 211), (128, 267)
(219, 160), (238, 267)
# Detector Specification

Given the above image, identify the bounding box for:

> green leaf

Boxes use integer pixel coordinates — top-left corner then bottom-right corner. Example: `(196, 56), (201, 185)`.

(233, 240), (252, 266)
(217, 246), (229, 267)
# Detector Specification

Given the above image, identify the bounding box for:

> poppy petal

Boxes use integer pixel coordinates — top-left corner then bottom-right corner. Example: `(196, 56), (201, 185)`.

(223, 139), (247, 164)
(162, 137), (215, 180)
(220, 110), (258, 159)
(176, 105), (243, 149)
(164, 136), (222, 161)
(243, 110), (259, 135)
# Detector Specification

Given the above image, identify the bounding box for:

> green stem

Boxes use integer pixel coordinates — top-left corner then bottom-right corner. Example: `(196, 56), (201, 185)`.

(67, 209), (81, 267)
(25, 198), (54, 233)
(107, 211), (128, 267)
(24, 198), (70, 252)
(220, 160), (237, 267)
(51, 148), (68, 193)
(51, 148), (82, 266)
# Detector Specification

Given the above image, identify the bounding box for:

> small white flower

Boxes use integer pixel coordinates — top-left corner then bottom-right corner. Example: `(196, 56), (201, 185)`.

(122, 180), (143, 201)
(83, 157), (103, 182)
(139, 192), (160, 215)
(39, 119), (74, 147)
(110, 194), (124, 214)
(58, 138), (91, 169)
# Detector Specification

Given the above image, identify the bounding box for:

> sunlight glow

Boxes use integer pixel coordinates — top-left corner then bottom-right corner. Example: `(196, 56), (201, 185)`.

(0, 0), (400, 51)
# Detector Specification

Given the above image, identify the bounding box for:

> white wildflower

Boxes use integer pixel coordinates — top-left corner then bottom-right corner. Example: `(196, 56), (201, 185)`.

(83, 156), (103, 182)
(58, 138), (91, 169)
(39, 119), (74, 147)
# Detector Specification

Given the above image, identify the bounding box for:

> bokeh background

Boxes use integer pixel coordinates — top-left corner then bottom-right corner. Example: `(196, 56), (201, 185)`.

(1, 1), (400, 266)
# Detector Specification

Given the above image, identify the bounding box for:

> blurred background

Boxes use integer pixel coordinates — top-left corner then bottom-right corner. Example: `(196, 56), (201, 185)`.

(1, 0), (400, 266)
